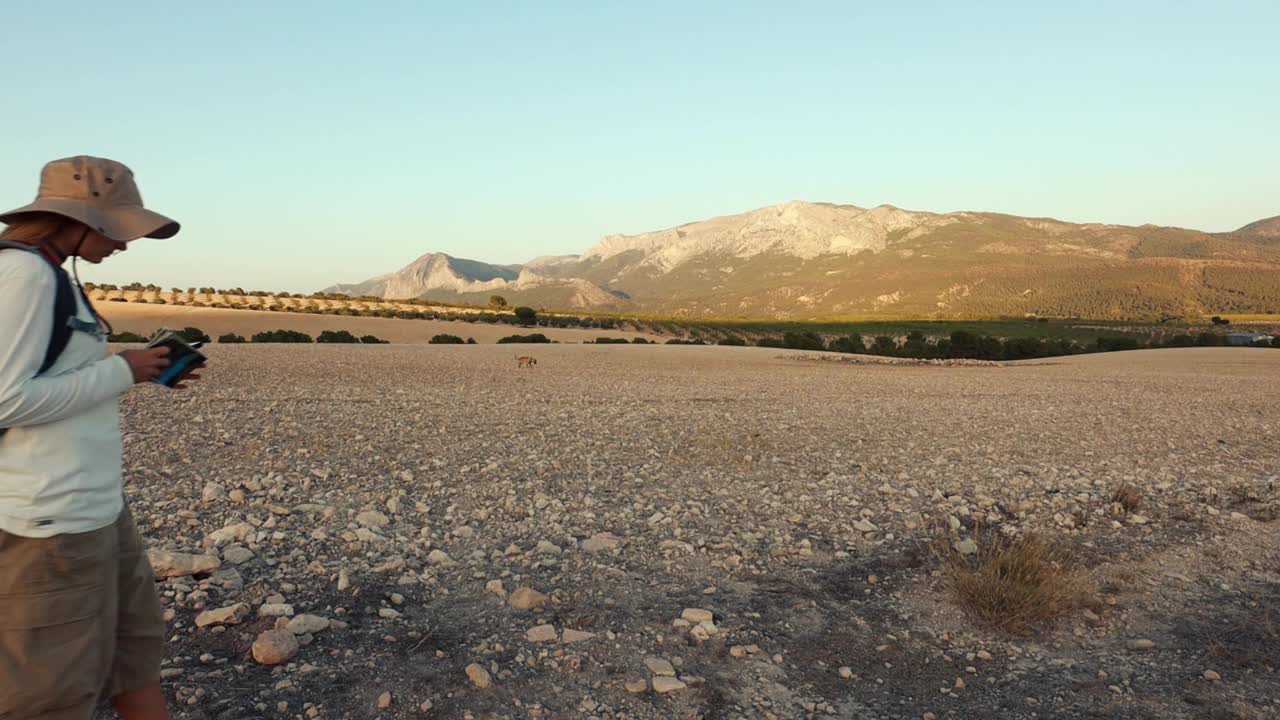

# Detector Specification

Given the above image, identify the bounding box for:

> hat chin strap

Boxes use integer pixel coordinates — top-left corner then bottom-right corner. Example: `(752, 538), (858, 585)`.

(68, 228), (115, 337)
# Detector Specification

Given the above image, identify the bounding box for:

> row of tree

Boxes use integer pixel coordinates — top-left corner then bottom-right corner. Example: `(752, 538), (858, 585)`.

(747, 330), (1278, 359)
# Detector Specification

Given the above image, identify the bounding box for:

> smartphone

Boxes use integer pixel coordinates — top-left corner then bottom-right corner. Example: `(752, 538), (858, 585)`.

(145, 331), (208, 388)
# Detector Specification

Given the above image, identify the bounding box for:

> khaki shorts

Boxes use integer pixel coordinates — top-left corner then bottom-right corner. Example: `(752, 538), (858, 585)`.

(0, 505), (165, 720)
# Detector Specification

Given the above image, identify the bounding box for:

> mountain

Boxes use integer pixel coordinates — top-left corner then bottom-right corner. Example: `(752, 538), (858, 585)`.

(324, 203), (1280, 319)
(1236, 215), (1280, 242)
(321, 252), (624, 310)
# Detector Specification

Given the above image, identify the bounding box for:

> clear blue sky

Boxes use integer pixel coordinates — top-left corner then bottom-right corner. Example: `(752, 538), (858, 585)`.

(2, 1), (1277, 292)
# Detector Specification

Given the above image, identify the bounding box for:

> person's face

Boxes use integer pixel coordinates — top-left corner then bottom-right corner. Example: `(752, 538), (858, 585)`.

(75, 227), (128, 263)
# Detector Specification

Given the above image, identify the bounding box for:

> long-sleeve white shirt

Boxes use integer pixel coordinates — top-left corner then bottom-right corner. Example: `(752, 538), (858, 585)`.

(0, 249), (133, 537)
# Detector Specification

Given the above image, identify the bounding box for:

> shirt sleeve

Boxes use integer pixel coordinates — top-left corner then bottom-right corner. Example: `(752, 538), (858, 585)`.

(0, 255), (134, 428)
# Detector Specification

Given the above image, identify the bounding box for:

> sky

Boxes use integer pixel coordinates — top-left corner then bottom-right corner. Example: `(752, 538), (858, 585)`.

(2, 1), (1277, 292)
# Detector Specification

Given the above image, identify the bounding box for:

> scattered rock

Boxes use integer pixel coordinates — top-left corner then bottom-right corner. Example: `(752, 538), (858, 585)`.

(508, 587), (548, 610)
(286, 614), (331, 635)
(581, 532), (624, 553)
(652, 676), (687, 693)
(644, 657), (676, 676)
(356, 510), (390, 529)
(526, 624), (557, 642)
(195, 603), (249, 627)
(562, 628), (596, 643)
(258, 603), (295, 618)
(221, 545), (255, 565)
(252, 630), (299, 665)
(147, 550), (220, 579)
(465, 663), (492, 689)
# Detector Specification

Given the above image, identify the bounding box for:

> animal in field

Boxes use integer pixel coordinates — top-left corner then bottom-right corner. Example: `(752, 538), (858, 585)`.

(516, 355), (537, 369)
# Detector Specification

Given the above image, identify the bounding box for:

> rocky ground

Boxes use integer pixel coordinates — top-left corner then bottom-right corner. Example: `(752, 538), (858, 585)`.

(111, 346), (1279, 719)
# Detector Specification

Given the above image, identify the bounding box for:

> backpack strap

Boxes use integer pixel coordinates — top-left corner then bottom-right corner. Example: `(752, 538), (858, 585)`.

(0, 241), (78, 374)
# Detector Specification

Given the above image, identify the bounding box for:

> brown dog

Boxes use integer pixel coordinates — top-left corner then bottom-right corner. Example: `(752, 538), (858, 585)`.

(516, 355), (537, 369)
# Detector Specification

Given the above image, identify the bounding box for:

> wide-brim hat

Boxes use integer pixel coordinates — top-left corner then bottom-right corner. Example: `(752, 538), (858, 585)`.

(0, 156), (179, 242)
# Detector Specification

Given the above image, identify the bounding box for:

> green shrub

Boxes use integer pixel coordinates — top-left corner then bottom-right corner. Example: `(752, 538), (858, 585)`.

(828, 334), (866, 354)
(632, 337), (652, 344)
(317, 330), (360, 343)
(218, 333), (247, 343)
(108, 331), (147, 343)
(359, 335), (388, 344)
(514, 306), (537, 325)
(251, 329), (313, 343)
(429, 334), (466, 344)
(177, 327), (211, 344)
(1096, 336), (1142, 352)
(782, 331), (825, 351)
(717, 335), (746, 346)
(595, 337), (630, 344)
(870, 336), (899, 355)
(497, 333), (550, 344)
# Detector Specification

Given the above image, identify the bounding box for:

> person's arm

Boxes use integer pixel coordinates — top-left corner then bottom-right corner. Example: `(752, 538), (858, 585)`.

(0, 257), (134, 428)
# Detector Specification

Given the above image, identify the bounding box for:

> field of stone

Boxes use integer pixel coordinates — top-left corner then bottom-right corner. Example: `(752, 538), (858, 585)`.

(117, 346), (1280, 719)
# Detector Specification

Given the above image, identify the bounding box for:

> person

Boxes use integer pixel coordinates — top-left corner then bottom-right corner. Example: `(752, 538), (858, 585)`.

(0, 156), (199, 720)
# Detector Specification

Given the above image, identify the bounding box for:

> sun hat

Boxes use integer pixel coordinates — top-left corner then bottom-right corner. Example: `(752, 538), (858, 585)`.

(0, 156), (179, 242)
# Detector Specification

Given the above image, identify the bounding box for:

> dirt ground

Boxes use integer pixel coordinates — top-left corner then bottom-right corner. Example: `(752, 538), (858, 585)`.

(111, 346), (1279, 719)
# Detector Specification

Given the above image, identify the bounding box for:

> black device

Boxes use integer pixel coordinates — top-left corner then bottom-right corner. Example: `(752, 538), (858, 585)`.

(145, 330), (207, 388)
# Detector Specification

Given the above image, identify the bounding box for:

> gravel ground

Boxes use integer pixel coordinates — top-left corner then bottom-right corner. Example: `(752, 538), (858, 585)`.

(113, 346), (1280, 720)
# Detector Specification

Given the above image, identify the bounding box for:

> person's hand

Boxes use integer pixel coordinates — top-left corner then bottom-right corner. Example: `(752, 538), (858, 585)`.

(118, 347), (170, 384)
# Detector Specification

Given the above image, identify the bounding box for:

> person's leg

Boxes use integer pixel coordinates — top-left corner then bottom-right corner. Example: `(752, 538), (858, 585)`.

(110, 684), (169, 720)
(105, 503), (169, 720)
(0, 526), (114, 720)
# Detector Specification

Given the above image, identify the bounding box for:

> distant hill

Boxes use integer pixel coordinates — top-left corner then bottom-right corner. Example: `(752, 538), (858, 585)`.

(324, 203), (1280, 319)
(1236, 215), (1280, 242)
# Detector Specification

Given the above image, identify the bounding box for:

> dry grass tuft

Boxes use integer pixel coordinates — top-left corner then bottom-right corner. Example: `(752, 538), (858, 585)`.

(934, 529), (1087, 635)
(1112, 484), (1142, 514)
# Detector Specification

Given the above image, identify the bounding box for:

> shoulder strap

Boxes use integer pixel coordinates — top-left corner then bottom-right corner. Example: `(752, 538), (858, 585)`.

(0, 241), (77, 373)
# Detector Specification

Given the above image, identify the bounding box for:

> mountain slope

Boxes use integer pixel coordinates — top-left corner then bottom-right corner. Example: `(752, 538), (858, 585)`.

(321, 253), (625, 310)
(324, 203), (1280, 318)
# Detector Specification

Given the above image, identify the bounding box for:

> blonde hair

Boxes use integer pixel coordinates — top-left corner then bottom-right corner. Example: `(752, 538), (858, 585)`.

(0, 212), (79, 248)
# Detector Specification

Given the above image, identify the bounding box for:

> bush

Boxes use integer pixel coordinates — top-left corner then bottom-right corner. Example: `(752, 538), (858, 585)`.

(218, 333), (247, 344)
(251, 329), (313, 343)
(595, 337), (630, 344)
(933, 529), (1086, 635)
(782, 331), (825, 351)
(467, 337), (477, 344)
(497, 333), (550, 344)
(666, 338), (706, 345)
(1095, 337), (1142, 352)
(1002, 336), (1046, 360)
(827, 334), (866, 354)
(756, 336), (787, 348)
(1273, 337), (1280, 349)
(632, 337), (652, 344)
(514, 306), (537, 326)
(359, 335), (388, 344)
(108, 331), (147, 343)
(870, 336), (899, 356)
(717, 335), (747, 347)
(177, 327), (211, 344)
(429, 334), (466, 344)
(317, 330), (360, 343)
